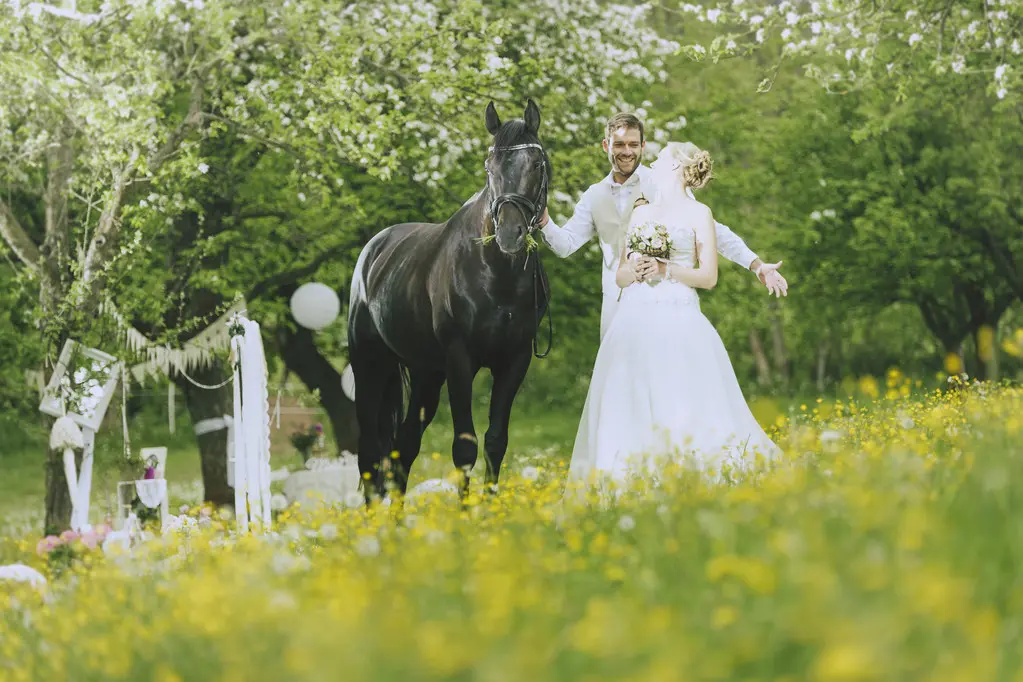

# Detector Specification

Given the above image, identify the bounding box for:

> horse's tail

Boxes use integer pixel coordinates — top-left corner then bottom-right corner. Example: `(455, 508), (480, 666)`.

(381, 361), (411, 458)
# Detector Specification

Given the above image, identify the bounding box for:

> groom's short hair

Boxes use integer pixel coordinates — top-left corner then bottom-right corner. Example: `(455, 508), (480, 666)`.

(605, 113), (644, 143)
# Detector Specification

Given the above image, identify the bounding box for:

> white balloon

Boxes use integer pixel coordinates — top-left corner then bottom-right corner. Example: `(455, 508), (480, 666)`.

(341, 364), (355, 401)
(290, 282), (340, 330)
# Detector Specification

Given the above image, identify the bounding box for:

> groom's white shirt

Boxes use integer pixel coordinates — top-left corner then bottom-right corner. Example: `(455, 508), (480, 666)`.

(539, 165), (759, 339)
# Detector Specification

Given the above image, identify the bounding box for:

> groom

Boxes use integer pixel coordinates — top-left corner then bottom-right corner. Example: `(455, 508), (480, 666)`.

(537, 112), (787, 340)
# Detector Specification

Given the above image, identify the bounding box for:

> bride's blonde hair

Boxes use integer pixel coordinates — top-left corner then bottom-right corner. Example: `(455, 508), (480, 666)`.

(662, 141), (713, 190)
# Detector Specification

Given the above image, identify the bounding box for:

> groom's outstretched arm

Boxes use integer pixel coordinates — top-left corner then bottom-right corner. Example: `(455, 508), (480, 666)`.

(537, 189), (597, 258)
(714, 219), (759, 271)
(714, 219), (788, 297)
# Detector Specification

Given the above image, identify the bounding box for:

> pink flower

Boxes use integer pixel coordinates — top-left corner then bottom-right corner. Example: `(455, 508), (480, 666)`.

(80, 531), (100, 550)
(36, 535), (61, 556)
(59, 530), (79, 543)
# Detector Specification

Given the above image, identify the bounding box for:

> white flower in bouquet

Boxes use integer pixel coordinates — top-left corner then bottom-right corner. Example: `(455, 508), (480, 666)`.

(626, 220), (673, 260)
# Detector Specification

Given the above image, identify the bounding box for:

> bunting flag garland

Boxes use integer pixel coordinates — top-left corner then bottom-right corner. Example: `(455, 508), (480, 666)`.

(99, 298), (248, 384)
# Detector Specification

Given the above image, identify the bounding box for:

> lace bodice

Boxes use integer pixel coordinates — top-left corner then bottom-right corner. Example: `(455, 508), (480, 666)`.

(620, 207), (702, 307)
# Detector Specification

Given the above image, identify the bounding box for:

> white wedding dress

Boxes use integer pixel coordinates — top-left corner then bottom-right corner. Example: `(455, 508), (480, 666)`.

(567, 206), (781, 488)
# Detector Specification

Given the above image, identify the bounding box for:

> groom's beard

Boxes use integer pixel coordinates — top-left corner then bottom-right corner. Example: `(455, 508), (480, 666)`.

(609, 148), (642, 178)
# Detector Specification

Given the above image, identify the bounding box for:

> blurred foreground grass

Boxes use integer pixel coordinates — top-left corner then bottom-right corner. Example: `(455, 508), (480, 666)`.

(3, 377), (1023, 680)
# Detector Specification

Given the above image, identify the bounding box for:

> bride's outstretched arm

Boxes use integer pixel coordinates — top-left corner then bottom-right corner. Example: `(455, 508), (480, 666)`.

(661, 207), (718, 289)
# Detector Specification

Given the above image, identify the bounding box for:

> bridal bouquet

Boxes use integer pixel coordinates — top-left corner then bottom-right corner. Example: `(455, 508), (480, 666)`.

(619, 221), (673, 300)
(627, 221), (673, 260)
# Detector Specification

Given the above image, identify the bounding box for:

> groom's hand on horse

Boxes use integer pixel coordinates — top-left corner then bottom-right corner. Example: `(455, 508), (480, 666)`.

(755, 261), (788, 297)
(537, 207), (550, 228)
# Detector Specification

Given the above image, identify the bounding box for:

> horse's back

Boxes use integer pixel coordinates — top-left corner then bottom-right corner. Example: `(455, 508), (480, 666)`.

(351, 222), (441, 302)
(349, 221), (450, 355)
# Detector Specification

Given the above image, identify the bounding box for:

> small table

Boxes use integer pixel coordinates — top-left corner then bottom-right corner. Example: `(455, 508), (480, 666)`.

(116, 479), (170, 531)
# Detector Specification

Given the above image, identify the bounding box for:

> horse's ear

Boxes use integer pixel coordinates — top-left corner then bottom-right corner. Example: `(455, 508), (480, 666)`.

(524, 99), (540, 135)
(485, 101), (502, 136)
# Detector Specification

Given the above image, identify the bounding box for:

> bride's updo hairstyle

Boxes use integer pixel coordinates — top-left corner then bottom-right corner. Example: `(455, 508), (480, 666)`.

(663, 141), (713, 190)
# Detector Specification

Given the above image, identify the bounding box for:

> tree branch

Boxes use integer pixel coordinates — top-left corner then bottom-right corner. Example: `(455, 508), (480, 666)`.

(80, 151), (138, 296)
(41, 125), (74, 294)
(149, 72), (206, 175)
(79, 70), (207, 305)
(0, 197), (41, 274)
(246, 242), (353, 302)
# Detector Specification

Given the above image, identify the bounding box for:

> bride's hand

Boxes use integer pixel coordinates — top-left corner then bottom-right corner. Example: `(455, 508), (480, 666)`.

(633, 257), (658, 281)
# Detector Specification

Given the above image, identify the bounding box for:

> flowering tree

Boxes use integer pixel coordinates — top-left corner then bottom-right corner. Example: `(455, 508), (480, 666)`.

(0, 0), (676, 532)
(675, 0), (1021, 102)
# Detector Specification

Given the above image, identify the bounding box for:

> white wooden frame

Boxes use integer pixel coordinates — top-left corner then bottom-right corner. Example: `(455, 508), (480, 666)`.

(39, 339), (122, 531)
(39, 339), (121, 432)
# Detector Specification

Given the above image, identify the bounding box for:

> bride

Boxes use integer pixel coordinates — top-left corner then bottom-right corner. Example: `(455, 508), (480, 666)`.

(567, 141), (781, 488)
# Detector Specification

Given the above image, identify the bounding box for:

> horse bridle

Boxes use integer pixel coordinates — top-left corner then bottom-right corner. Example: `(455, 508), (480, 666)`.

(484, 141), (554, 359)
(485, 142), (549, 234)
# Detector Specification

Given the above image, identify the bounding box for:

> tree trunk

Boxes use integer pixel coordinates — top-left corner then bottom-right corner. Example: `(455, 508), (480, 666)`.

(749, 328), (772, 385)
(277, 319), (358, 453)
(987, 327), (1000, 383)
(40, 128), (75, 535)
(43, 445), (77, 536)
(769, 303), (790, 383)
(816, 338), (829, 393)
(175, 361), (234, 507)
(969, 326), (997, 382)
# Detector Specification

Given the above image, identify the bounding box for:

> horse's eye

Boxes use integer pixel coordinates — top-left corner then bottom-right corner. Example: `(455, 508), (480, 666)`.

(533, 160), (544, 169)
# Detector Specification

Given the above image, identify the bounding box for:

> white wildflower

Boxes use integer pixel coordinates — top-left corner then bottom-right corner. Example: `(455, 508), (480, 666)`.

(197, 163), (209, 174)
(355, 536), (381, 557)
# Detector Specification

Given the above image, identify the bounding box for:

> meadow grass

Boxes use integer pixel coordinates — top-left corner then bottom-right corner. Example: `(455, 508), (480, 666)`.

(2, 375), (1022, 681)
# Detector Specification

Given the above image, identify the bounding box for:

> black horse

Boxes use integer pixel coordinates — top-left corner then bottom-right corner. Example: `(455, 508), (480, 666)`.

(347, 99), (552, 501)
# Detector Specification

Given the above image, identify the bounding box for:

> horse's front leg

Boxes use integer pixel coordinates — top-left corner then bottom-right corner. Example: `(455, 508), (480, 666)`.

(445, 342), (480, 497)
(483, 348), (533, 494)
